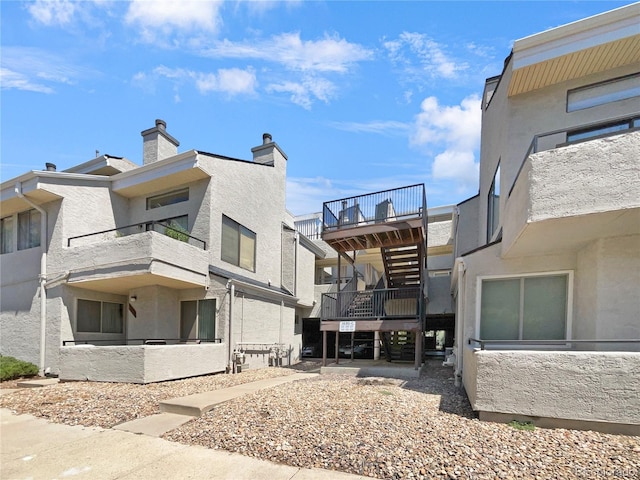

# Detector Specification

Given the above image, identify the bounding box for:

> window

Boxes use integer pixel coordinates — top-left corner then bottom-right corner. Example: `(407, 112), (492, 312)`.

(294, 315), (302, 335)
(487, 163), (500, 242)
(146, 188), (189, 210)
(1, 216), (13, 254)
(180, 299), (216, 340)
(77, 299), (124, 334)
(221, 215), (256, 272)
(567, 117), (640, 143)
(567, 73), (640, 112)
(18, 209), (40, 250)
(480, 274), (569, 341)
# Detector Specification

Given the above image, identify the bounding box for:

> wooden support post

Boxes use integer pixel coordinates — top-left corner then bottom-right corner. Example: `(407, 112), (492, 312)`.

(322, 330), (327, 367)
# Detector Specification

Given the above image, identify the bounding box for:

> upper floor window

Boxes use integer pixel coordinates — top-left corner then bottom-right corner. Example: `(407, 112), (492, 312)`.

(567, 117), (640, 143)
(146, 188), (189, 210)
(567, 73), (640, 112)
(221, 215), (256, 272)
(487, 163), (500, 242)
(77, 299), (124, 334)
(18, 209), (41, 250)
(1, 216), (13, 254)
(480, 273), (570, 341)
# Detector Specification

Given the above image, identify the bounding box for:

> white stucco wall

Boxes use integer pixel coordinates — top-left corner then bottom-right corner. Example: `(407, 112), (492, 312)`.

(469, 349), (640, 426)
(59, 343), (227, 383)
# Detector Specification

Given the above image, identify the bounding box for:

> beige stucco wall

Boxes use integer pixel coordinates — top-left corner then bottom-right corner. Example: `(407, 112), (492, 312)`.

(575, 235), (640, 347)
(469, 349), (640, 426)
(59, 343), (227, 383)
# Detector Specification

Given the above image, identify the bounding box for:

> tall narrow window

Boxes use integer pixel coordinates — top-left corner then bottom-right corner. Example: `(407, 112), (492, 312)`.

(180, 299), (216, 340)
(18, 209), (41, 250)
(221, 215), (256, 272)
(480, 274), (569, 341)
(1, 216), (13, 254)
(487, 163), (500, 242)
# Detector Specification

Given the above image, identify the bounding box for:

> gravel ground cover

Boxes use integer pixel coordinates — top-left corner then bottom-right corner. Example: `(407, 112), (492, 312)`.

(0, 366), (300, 428)
(1, 360), (638, 479)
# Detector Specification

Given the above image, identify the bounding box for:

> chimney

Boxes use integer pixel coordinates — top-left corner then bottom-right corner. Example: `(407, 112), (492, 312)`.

(251, 132), (287, 166)
(45, 163), (57, 172)
(141, 119), (180, 165)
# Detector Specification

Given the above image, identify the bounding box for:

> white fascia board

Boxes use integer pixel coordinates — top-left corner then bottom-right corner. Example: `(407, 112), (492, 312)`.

(111, 150), (209, 193)
(1, 171), (109, 202)
(228, 278), (300, 306)
(513, 3), (640, 70)
(64, 155), (138, 175)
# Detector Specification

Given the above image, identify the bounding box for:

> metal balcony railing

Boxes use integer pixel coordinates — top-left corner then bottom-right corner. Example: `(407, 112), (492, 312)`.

(321, 287), (421, 320)
(322, 184), (427, 233)
(468, 338), (640, 351)
(67, 221), (207, 250)
(63, 338), (222, 346)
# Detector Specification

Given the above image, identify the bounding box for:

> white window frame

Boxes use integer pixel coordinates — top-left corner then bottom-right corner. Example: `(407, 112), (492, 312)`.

(475, 270), (574, 347)
(486, 162), (501, 243)
(76, 299), (125, 334)
(17, 209), (41, 251)
(1, 216), (13, 254)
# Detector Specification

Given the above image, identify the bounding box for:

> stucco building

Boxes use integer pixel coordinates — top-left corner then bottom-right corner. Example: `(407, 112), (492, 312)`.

(451, 3), (640, 434)
(0, 120), (323, 383)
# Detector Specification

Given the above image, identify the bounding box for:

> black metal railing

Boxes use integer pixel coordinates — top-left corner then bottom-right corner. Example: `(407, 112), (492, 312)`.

(322, 184), (426, 232)
(67, 221), (207, 250)
(468, 338), (640, 351)
(321, 287), (421, 320)
(508, 114), (640, 198)
(62, 338), (222, 346)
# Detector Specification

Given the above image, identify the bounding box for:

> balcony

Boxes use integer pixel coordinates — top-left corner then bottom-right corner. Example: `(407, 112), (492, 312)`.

(320, 287), (421, 332)
(502, 127), (640, 257)
(60, 225), (209, 294)
(322, 184), (426, 252)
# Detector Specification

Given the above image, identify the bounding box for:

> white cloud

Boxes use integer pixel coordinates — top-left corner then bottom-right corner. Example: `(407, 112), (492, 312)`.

(138, 65), (257, 97)
(328, 120), (410, 136)
(411, 95), (481, 192)
(0, 68), (54, 94)
(125, 0), (223, 43)
(27, 0), (77, 26)
(203, 32), (373, 73)
(0, 47), (94, 94)
(384, 32), (467, 81)
(267, 76), (335, 110)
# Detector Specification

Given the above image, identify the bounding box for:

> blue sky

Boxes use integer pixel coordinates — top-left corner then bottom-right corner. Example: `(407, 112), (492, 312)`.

(1, 0), (634, 215)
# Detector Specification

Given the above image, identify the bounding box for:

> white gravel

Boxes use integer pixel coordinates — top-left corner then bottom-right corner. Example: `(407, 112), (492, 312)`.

(2, 360), (638, 479)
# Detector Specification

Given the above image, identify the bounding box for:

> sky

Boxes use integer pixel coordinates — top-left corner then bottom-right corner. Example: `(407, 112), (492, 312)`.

(1, 0), (635, 215)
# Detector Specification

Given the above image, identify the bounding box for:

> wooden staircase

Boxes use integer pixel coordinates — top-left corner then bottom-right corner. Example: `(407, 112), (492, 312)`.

(382, 244), (422, 288)
(381, 331), (416, 362)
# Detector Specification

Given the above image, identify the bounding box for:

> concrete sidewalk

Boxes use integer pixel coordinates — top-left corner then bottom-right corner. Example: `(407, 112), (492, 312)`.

(1, 408), (368, 480)
(114, 372), (319, 436)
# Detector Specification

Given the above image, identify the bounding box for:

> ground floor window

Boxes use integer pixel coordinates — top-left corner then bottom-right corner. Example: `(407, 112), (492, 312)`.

(480, 273), (569, 340)
(77, 299), (124, 334)
(180, 299), (216, 340)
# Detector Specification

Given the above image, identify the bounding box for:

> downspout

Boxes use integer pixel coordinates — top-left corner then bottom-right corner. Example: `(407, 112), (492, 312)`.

(15, 182), (48, 375)
(454, 259), (466, 387)
(226, 280), (235, 373)
(293, 231), (299, 296)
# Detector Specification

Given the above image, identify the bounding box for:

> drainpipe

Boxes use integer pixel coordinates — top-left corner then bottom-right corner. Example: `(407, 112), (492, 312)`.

(454, 259), (466, 387)
(226, 280), (235, 373)
(15, 182), (48, 375)
(294, 231), (299, 296)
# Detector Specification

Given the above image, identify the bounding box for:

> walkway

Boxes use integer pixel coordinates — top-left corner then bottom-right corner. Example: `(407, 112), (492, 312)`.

(1, 372), (368, 479)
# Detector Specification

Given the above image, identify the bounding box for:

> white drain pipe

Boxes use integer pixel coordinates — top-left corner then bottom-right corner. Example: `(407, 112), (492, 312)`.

(15, 182), (48, 375)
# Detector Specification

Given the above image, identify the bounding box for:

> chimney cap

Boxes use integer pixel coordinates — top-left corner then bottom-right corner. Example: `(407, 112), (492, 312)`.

(263, 133), (272, 145)
(45, 162), (57, 172)
(155, 119), (167, 130)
